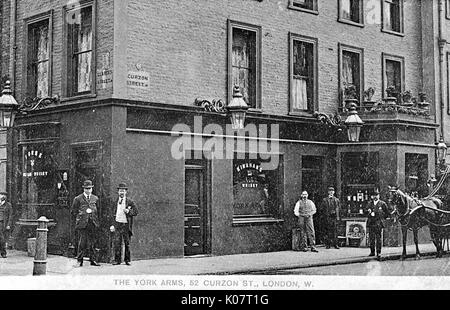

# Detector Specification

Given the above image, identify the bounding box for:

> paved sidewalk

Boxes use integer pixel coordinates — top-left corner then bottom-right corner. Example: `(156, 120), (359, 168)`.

(0, 243), (438, 276)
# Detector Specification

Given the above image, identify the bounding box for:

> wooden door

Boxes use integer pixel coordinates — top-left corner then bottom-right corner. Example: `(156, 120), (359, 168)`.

(184, 163), (208, 256)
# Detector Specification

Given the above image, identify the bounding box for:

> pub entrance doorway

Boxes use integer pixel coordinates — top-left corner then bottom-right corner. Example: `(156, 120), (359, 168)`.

(184, 158), (210, 256)
(70, 142), (104, 259)
(301, 156), (325, 245)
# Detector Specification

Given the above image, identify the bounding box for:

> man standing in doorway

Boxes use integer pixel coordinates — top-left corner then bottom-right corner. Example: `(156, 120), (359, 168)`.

(321, 186), (341, 249)
(110, 183), (138, 265)
(294, 191), (318, 252)
(71, 180), (100, 267)
(367, 188), (390, 260)
(0, 192), (12, 258)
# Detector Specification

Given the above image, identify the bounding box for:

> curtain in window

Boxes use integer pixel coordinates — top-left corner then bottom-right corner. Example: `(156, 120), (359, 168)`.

(232, 32), (251, 106)
(36, 25), (49, 98)
(292, 78), (308, 110)
(292, 41), (312, 111)
(341, 0), (351, 19)
(76, 9), (92, 93)
(342, 53), (354, 86)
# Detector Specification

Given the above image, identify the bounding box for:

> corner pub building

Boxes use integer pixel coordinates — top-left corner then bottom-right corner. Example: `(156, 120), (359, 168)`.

(0, 0), (449, 261)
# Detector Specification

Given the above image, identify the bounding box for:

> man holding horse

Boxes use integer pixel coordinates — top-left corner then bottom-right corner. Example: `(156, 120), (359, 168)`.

(366, 188), (390, 260)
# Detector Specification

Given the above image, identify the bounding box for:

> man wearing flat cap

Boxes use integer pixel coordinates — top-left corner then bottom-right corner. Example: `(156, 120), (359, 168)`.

(320, 186), (341, 249)
(0, 192), (12, 258)
(71, 180), (100, 267)
(110, 183), (138, 265)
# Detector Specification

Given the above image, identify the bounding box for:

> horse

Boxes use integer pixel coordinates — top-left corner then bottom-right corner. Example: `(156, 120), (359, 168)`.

(388, 187), (448, 259)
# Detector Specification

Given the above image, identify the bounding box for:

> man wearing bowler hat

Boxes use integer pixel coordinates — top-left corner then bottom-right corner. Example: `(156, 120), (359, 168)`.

(366, 188), (390, 260)
(321, 186), (341, 249)
(71, 180), (100, 267)
(0, 192), (12, 258)
(110, 183), (138, 265)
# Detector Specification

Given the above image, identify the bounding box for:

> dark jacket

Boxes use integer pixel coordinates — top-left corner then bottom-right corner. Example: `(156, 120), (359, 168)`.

(111, 197), (138, 236)
(71, 194), (100, 230)
(0, 202), (12, 231)
(366, 199), (389, 228)
(321, 196), (341, 221)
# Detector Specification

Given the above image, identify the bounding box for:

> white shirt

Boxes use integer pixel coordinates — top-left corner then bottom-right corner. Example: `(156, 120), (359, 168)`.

(115, 197), (128, 223)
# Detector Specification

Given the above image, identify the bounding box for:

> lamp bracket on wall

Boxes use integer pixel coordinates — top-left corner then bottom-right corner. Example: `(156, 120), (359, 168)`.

(313, 112), (345, 132)
(19, 96), (61, 113)
(194, 98), (227, 113)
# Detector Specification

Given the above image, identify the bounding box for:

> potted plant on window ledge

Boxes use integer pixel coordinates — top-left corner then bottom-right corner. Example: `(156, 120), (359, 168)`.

(417, 92), (430, 110)
(401, 90), (413, 107)
(362, 87), (376, 110)
(343, 84), (359, 109)
(383, 86), (399, 105)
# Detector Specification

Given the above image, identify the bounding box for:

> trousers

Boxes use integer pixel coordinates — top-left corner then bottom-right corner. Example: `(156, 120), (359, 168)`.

(76, 220), (97, 262)
(325, 217), (338, 247)
(0, 225), (6, 256)
(298, 215), (316, 249)
(369, 226), (383, 254)
(114, 222), (131, 263)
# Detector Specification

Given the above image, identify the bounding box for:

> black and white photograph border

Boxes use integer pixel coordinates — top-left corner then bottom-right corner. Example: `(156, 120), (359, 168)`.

(0, 0), (450, 292)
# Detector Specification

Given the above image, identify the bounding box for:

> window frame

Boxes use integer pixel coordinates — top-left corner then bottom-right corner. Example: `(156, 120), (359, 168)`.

(289, 32), (318, 115)
(381, 0), (404, 36)
(338, 0), (364, 27)
(446, 0), (450, 20)
(62, 0), (97, 100)
(23, 10), (53, 100)
(338, 43), (364, 107)
(227, 20), (262, 111)
(288, 0), (319, 15)
(382, 53), (405, 99)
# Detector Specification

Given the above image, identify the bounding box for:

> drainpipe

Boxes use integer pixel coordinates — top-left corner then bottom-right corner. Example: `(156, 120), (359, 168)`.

(9, 0), (17, 94)
(438, 0), (446, 140)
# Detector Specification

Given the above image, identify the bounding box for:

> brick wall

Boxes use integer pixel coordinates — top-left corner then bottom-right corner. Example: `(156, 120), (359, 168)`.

(121, 0), (425, 116)
(1, 0), (114, 103)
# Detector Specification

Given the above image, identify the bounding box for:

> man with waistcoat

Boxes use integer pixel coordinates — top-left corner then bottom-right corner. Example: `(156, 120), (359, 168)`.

(110, 183), (138, 265)
(293, 191), (318, 252)
(367, 188), (390, 260)
(71, 180), (100, 267)
(321, 186), (341, 249)
(0, 192), (12, 258)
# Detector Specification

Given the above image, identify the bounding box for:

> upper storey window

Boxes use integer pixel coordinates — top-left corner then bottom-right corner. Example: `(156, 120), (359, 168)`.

(382, 0), (404, 34)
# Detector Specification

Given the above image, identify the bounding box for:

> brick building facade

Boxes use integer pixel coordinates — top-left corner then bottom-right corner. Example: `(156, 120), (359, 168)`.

(0, 0), (448, 260)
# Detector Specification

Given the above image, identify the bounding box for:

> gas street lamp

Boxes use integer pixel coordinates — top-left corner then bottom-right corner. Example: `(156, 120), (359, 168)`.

(344, 102), (364, 142)
(437, 136), (447, 166)
(0, 81), (19, 128)
(227, 85), (249, 130)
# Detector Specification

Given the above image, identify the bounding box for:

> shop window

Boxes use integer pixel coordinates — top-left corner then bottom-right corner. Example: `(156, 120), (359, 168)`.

(405, 153), (428, 198)
(228, 20), (261, 109)
(341, 152), (379, 216)
(339, 0), (363, 25)
(382, 0), (403, 34)
(25, 14), (52, 99)
(339, 44), (363, 106)
(288, 0), (318, 14)
(66, 2), (95, 97)
(18, 143), (58, 206)
(233, 154), (283, 221)
(290, 33), (317, 114)
(382, 53), (404, 100)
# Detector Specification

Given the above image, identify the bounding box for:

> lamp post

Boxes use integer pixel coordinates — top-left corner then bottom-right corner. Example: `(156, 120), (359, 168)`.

(227, 85), (249, 130)
(344, 102), (364, 142)
(437, 136), (447, 168)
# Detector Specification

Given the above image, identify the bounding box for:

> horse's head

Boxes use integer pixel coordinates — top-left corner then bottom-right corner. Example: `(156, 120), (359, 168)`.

(388, 186), (409, 218)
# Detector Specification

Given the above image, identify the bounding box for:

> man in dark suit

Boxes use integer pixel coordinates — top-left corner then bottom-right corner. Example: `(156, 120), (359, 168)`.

(321, 186), (341, 249)
(110, 183), (138, 265)
(71, 180), (100, 267)
(0, 192), (12, 258)
(366, 188), (390, 260)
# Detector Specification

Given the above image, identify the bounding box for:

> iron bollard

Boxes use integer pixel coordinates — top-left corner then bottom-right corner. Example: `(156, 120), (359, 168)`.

(33, 216), (49, 276)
